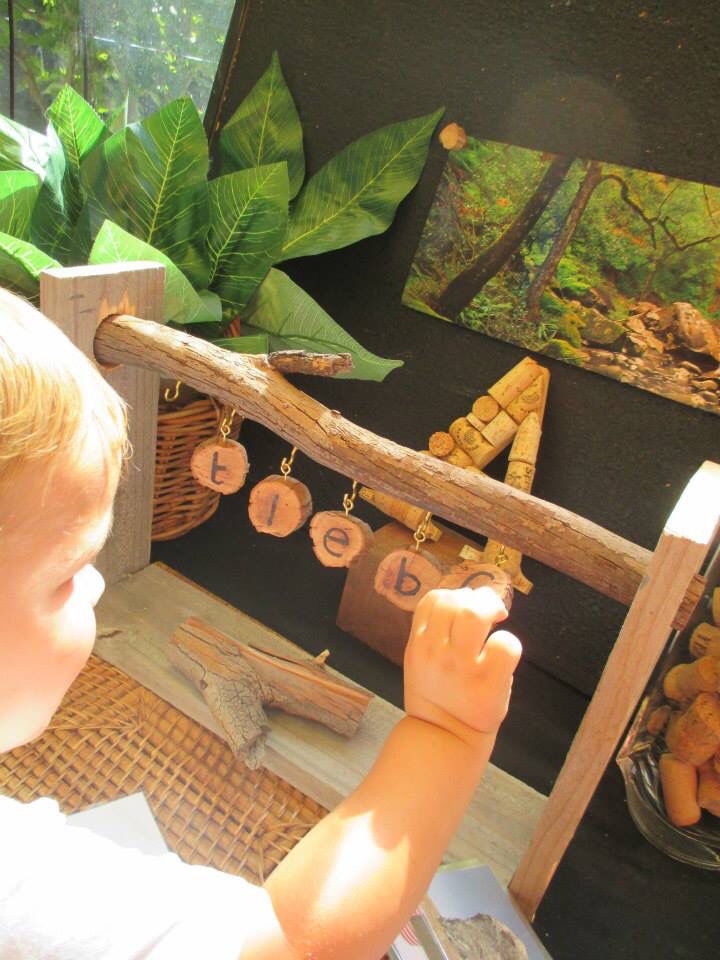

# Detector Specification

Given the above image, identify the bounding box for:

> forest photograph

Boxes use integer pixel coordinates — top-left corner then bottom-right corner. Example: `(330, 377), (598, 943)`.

(403, 137), (720, 415)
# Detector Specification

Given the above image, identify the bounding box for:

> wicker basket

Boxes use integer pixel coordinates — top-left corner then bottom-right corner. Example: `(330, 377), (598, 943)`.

(152, 394), (241, 541)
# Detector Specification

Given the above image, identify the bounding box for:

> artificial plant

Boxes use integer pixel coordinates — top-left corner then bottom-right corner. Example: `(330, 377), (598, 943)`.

(0, 52), (443, 381)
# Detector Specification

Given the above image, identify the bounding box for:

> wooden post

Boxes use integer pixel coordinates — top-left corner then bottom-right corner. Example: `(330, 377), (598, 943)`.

(508, 460), (720, 919)
(40, 263), (164, 585)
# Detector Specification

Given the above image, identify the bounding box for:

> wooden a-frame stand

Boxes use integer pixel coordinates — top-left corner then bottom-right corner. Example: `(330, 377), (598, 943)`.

(39, 262), (720, 920)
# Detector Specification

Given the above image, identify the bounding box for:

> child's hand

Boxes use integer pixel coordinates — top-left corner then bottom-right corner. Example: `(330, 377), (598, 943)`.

(404, 587), (522, 745)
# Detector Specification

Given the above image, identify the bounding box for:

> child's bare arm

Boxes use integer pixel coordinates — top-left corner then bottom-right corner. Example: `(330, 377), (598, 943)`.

(242, 587), (522, 960)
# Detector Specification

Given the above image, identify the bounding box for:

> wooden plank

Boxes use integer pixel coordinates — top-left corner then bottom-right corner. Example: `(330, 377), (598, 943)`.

(508, 460), (720, 918)
(95, 562), (546, 885)
(40, 263), (164, 585)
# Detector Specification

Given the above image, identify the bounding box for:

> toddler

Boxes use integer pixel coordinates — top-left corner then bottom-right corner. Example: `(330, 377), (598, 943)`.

(0, 289), (521, 960)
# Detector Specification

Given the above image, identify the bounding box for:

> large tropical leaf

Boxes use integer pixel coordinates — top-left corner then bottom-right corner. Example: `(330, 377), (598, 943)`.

(88, 220), (220, 327)
(279, 107), (444, 262)
(240, 269), (402, 381)
(213, 333), (270, 355)
(0, 231), (60, 298)
(0, 171), (41, 239)
(207, 163), (289, 313)
(30, 129), (76, 263)
(47, 85), (107, 223)
(80, 97), (211, 286)
(219, 51), (305, 199)
(0, 116), (51, 177)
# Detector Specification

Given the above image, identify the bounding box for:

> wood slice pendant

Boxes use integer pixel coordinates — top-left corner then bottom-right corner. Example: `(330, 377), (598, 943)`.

(190, 439), (249, 494)
(248, 474), (313, 537)
(374, 548), (445, 611)
(437, 561), (514, 611)
(309, 511), (374, 568)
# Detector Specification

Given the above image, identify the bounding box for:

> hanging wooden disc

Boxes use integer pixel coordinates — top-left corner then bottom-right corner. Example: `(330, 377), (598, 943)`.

(248, 474), (313, 537)
(374, 547), (445, 612)
(190, 438), (249, 494)
(309, 511), (374, 568)
(437, 561), (514, 611)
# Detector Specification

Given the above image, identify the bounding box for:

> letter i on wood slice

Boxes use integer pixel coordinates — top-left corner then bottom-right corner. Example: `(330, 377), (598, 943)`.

(190, 409), (249, 494)
(248, 447), (313, 537)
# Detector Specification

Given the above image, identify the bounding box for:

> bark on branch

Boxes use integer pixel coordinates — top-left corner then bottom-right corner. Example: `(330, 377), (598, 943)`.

(94, 315), (703, 627)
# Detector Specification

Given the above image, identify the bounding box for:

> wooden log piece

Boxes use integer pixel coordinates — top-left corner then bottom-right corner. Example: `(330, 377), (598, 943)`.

(448, 417), (497, 468)
(309, 511), (374, 567)
(190, 438), (249, 494)
(248, 475), (313, 537)
(374, 547), (445, 611)
(169, 617), (373, 767)
(666, 692), (720, 765)
(437, 561), (514, 610)
(689, 621), (720, 658)
(442, 446), (474, 468)
(92, 314), (707, 628)
(481, 410), (518, 449)
(659, 753), (701, 827)
(471, 394), (500, 422)
(359, 487), (442, 541)
(506, 371), (549, 423)
(488, 357), (541, 408)
(428, 431), (455, 457)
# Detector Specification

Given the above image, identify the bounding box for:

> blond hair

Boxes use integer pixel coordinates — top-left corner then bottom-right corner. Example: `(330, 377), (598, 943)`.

(0, 289), (128, 510)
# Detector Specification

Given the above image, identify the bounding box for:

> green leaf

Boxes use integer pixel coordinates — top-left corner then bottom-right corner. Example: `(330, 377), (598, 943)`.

(0, 116), (51, 177)
(240, 269), (402, 381)
(212, 333), (270, 354)
(280, 107), (444, 262)
(219, 51), (305, 199)
(0, 171), (41, 239)
(207, 163), (289, 312)
(81, 97), (211, 286)
(47, 85), (107, 223)
(30, 129), (75, 263)
(197, 288), (223, 324)
(0, 231), (60, 298)
(88, 220), (218, 326)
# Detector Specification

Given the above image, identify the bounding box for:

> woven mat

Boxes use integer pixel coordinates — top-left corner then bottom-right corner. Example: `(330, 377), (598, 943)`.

(0, 655), (327, 884)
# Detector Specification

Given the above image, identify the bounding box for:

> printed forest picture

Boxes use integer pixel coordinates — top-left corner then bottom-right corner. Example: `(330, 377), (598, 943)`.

(403, 136), (720, 414)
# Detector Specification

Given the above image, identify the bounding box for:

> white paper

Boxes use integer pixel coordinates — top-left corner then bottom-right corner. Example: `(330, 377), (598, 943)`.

(68, 791), (169, 856)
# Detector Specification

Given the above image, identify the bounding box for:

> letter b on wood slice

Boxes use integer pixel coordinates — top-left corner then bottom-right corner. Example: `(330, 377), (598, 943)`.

(248, 475), (313, 537)
(309, 511), (374, 567)
(374, 548), (445, 611)
(190, 439), (249, 494)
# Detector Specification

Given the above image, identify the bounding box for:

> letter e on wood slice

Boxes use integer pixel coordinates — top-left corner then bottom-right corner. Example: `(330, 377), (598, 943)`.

(438, 562), (514, 611)
(309, 511), (374, 567)
(190, 439), (249, 494)
(248, 475), (313, 537)
(374, 548), (445, 611)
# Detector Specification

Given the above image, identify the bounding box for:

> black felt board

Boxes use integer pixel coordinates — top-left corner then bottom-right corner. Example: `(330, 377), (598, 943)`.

(156, 3), (720, 958)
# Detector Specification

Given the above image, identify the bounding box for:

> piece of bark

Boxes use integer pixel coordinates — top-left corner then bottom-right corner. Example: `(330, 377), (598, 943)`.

(420, 897), (528, 960)
(248, 475), (313, 536)
(169, 618), (373, 768)
(266, 350), (353, 376)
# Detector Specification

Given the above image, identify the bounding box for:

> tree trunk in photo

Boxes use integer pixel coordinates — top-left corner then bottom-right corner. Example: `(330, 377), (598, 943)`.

(435, 154), (574, 320)
(526, 160), (604, 324)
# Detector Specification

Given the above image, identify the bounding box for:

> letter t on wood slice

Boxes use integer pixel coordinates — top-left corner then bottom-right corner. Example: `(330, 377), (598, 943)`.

(190, 438), (249, 494)
(248, 475), (313, 536)
(309, 511), (374, 567)
(374, 548), (445, 611)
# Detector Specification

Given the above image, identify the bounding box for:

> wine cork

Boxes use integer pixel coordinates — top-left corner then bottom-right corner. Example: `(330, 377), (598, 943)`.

(505, 461), (535, 492)
(659, 754), (701, 827)
(646, 704), (672, 736)
(689, 622), (720, 659)
(666, 693), (720, 765)
(428, 431), (455, 457)
(359, 488), (442, 541)
(448, 417), (496, 467)
(508, 412), (541, 467)
(712, 587), (720, 626)
(488, 357), (541, 408)
(471, 394), (500, 422)
(663, 656), (720, 701)
(480, 410), (518, 449)
(465, 412), (486, 432)
(698, 762), (720, 817)
(506, 371), (549, 423)
(443, 446), (473, 468)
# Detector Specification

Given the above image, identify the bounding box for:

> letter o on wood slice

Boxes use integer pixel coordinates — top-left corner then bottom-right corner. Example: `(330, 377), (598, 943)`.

(374, 548), (445, 612)
(190, 439), (249, 494)
(437, 562), (514, 611)
(309, 511), (374, 567)
(248, 475), (313, 537)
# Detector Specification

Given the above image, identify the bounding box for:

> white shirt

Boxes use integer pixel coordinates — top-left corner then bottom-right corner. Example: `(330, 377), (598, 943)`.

(0, 796), (260, 959)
